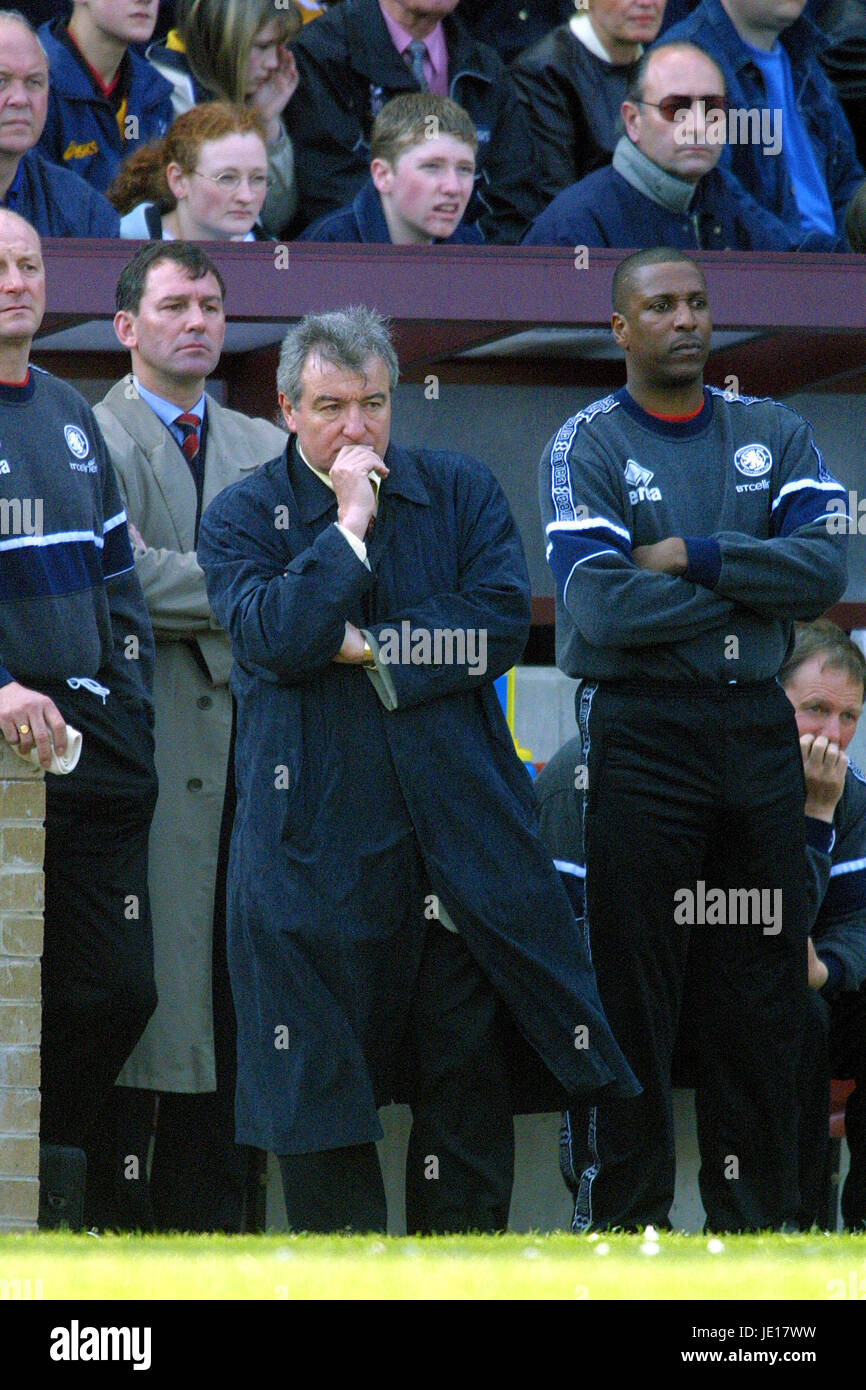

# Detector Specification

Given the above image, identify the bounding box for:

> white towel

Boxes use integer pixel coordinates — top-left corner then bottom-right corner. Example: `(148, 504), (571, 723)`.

(12, 723), (82, 775)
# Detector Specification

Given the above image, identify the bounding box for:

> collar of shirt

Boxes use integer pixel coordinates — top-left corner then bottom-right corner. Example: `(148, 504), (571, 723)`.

(570, 12), (643, 66)
(159, 222), (258, 243)
(59, 19), (129, 103)
(132, 376), (207, 439)
(378, 2), (449, 95)
(297, 441), (381, 501)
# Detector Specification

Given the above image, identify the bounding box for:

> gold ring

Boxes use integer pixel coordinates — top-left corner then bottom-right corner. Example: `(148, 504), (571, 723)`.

(18, 723), (30, 735)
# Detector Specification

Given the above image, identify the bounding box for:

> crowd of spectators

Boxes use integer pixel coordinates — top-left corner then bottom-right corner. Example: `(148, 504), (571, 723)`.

(4, 0), (866, 249)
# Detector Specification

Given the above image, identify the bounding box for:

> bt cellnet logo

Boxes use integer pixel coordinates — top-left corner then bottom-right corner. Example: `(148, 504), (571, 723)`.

(50, 1321), (151, 1371)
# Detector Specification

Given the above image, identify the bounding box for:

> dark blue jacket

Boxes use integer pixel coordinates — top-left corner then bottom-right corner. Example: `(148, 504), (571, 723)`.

(37, 19), (173, 194)
(6, 149), (119, 237)
(523, 160), (787, 249)
(198, 437), (638, 1151)
(663, 0), (864, 249)
(299, 176), (484, 243)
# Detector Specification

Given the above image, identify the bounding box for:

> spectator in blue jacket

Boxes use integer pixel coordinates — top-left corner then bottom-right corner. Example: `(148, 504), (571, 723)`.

(524, 42), (787, 248)
(301, 92), (483, 244)
(36, 0), (173, 194)
(0, 12), (118, 236)
(663, 0), (865, 249)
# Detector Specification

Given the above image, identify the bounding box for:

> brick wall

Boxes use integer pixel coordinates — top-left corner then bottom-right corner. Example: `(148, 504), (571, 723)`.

(0, 743), (45, 1233)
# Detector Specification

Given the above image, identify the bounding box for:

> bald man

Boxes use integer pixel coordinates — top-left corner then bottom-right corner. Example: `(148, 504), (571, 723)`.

(0, 208), (156, 1227)
(0, 11), (118, 236)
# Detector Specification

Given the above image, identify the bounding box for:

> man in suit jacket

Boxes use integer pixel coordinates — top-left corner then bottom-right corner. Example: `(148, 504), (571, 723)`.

(93, 241), (287, 1232)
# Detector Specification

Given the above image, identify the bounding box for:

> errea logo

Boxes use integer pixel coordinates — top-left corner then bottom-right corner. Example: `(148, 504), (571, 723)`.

(624, 458), (662, 504)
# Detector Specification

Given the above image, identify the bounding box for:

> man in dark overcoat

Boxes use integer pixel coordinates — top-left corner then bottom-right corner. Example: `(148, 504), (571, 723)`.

(197, 305), (638, 1234)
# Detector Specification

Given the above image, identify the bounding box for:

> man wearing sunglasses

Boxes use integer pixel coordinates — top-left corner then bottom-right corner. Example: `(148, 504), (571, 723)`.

(664, 0), (863, 249)
(524, 40), (785, 246)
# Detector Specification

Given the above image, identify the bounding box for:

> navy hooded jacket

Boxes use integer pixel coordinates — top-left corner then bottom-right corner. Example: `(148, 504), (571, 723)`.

(299, 176), (484, 243)
(5, 149), (119, 237)
(37, 18), (173, 194)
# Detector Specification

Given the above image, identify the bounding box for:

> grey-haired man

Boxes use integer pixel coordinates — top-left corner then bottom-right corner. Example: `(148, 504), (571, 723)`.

(197, 305), (638, 1234)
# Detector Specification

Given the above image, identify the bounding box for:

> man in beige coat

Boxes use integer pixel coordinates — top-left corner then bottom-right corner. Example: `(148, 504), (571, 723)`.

(93, 241), (286, 1231)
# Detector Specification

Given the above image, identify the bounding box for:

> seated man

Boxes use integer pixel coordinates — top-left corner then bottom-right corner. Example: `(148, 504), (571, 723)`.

(663, 0), (864, 249)
(512, 0), (666, 204)
(523, 41), (786, 248)
(779, 621), (866, 1230)
(285, 0), (543, 242)
(300, 92), (482, 244)
(0, 11), (119, 236)
(37, 0), (173, 194)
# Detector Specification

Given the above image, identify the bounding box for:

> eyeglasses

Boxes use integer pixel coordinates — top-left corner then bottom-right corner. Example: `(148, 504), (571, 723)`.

(636, 95), (728, 122)
(191, 170), (272, 193)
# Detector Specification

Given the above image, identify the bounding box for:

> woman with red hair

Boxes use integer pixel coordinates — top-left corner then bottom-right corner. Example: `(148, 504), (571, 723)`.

(108, 103), (271, 241)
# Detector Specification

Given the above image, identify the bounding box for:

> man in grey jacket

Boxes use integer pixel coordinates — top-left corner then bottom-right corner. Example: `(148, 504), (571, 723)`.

(93, 241), (287, 1232)
(539, 245), (848, 1232)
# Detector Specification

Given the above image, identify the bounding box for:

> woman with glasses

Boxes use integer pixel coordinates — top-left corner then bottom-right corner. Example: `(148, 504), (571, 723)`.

(147, 0), (302, 237)
(108, 103), (272, 242)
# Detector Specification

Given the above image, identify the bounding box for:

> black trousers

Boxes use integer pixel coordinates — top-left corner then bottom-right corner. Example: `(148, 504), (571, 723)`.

(562, 681), (809, 1233)
(39, 801), (157, 1158)
(798, 983), (866, 1230)
(278, 922), (515, 1235)
(85, 708), (253, 1233)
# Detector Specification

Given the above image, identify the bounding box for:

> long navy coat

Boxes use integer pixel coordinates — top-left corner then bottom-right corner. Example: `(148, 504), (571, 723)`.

(198, 438), (638, 1153)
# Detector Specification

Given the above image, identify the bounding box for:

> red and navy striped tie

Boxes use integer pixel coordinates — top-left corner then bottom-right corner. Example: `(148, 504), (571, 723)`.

(175, 412), (201, 467)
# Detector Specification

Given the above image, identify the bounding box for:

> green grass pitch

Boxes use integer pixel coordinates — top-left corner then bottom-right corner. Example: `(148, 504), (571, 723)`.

(2, 1231), (866, 1300)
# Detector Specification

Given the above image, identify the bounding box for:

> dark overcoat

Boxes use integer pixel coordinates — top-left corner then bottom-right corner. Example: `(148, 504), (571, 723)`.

(197, 438), (638, 1153)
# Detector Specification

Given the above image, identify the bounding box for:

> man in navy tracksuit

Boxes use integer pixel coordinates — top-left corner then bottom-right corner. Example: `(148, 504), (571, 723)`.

(539, 246), (848, 1232)
(198, 305), (638, 1235)
(0, 208), (157, 1226)
(37, 2), (173, 194)
(537, 619), (866, 1233)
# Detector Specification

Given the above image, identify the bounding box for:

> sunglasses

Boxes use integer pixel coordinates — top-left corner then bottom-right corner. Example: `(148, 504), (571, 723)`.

(637, 94), (728, 122)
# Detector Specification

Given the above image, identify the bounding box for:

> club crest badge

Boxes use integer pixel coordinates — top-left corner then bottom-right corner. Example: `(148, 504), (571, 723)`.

(734, 443), (772, 478)
(64, 424), (90, 460)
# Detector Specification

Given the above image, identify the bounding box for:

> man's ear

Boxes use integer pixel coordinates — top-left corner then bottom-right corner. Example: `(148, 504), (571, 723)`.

(611, 311), (629, 351)
(370, 158), (394, 196)
(277, 390), (297, 433)
(621, 100), (641, 145)
(113, 309), (137, 351)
